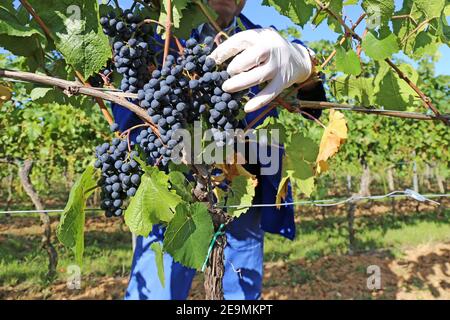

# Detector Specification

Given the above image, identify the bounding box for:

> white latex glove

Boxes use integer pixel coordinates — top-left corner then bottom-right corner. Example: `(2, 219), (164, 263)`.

(208, 27), (314, 113)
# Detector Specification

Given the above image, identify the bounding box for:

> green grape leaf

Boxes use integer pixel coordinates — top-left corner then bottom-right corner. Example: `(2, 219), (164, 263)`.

(27, 0), (111, 79)
(414, 0), (446, 19)
(281, 134), (318, 197)
(158, 0), (189, 31)
(0, 5), (43, 38)
(362, 31), (399, 60)
(362, 0), (394, 27)
(373, 63), (419, 110)
(327, 0), (344, 33)
(57, 165), (98, 265)
(293, 175), (316, 197)
(262, 0), (315, 27)
(160, 2), (217, 40)
(411, 31), (439, 57)
(223, 175), (256, 218)
(330, 76), (375, 106)
(255, 116), (287, 145)
(286, 134), (319, 163)
(125, 167), (182, 237)
(30, 87), (53, 101)
(163, 202), (214, 270)
(150, 242), (165, 288)
(335, 47), (361, 75)
(169, 171), (192, 202)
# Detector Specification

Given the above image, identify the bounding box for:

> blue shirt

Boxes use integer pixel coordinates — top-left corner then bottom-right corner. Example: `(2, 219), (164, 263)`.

(112, 14), (326, 240)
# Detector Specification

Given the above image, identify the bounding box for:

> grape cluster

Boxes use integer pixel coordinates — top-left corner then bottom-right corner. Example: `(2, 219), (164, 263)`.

(94, 35), (249, 217)
(133, 36), (246, 167)
(94, 128), (142, 217)
(100, 10), (155, 93)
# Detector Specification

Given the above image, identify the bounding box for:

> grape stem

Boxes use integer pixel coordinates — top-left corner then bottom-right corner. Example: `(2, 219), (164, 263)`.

(276, 97), (326, 129)
(119, 124), (150, 138)
(163, 0), (173, 63)
(137, 19), (167, 29)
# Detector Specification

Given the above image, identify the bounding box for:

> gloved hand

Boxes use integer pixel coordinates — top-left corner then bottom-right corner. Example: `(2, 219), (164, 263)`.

(209, 27), (314, 113)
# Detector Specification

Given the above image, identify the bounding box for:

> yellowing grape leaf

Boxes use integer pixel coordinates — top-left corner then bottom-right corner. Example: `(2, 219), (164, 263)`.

(275, 176), (290, 208)
(316, 110), (347, 174)
(0, 84), (12, 105)
(216, 163), (258, 188)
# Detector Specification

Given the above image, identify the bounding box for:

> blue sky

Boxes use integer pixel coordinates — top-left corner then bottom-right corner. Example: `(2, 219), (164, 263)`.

(241, 1), (449, 76)
(4, 0), (449, 75)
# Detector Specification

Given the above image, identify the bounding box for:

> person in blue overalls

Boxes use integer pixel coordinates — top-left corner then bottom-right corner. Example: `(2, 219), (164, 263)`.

(113, 0), (327, 300)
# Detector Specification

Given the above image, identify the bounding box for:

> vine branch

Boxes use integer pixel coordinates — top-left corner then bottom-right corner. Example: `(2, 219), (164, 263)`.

(19, 0), (54, 42)
(313, 0), (447, 124)
(321, 13), (366, 69)
(295, 100), (450, 121)
(163, 0), (173, 63)
(0, 69), (159, 133)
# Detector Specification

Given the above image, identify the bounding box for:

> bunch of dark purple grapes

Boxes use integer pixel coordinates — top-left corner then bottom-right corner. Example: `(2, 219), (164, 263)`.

(100, 10), (155, 93)
(94, 124), (142, 217)
(134, 36), (245, 167)
(94, 36), (248, 217)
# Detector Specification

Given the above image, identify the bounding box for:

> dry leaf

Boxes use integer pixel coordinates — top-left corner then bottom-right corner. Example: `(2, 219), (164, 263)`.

(216, 163), (258, 188)
(0, 84), (12, 105)
(316, 110), (347, 174)
(275, 176), (290, 208)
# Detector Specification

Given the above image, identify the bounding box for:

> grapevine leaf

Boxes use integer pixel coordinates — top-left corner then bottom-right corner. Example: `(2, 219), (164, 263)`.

(335, 47), (361, 75)
(284, 157), (314, 180)
(159, 2), (217, 40)
(281, 134), (318, 198)
(163, 202), (213, 270)
(362, 31), (399, 60)
(57, 165), (98, 266)
(286, 134), (319, 164)
(0, 84), (12, 104)
(327, 0), (344, 33)
(414, 0), (445, 19)
(27, 0), (111, 79)
(293, 175), (315, 197)
(150, 242), (165, 288)
(362, 0), (394, 27)
(169, 171), (192, 202)
(373, 63), (419, 110)
(125, 167), (182, 237)
(223, 175), (256, 218)
(30, 87), (53, 101)
(216, 163), (256, 182)
(316, 110), (347, 174)
(255, 115), (287, 144)
(330, 76), (375, 106)
(0, 34), (44, 69)
(275, 175), (290, 208)
(0, 5), (43, 38)
(262, 0), (315, 27)
(158, 0), (189, 30)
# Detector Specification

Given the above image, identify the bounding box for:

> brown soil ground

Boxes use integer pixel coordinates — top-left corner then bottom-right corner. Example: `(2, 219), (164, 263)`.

(1, 199), (449, 300)
(1, 242), (449, 300)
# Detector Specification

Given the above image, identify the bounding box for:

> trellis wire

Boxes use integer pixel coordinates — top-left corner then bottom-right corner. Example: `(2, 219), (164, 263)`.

(1, 190), (448, 215)
(217, 190), (447, 210)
